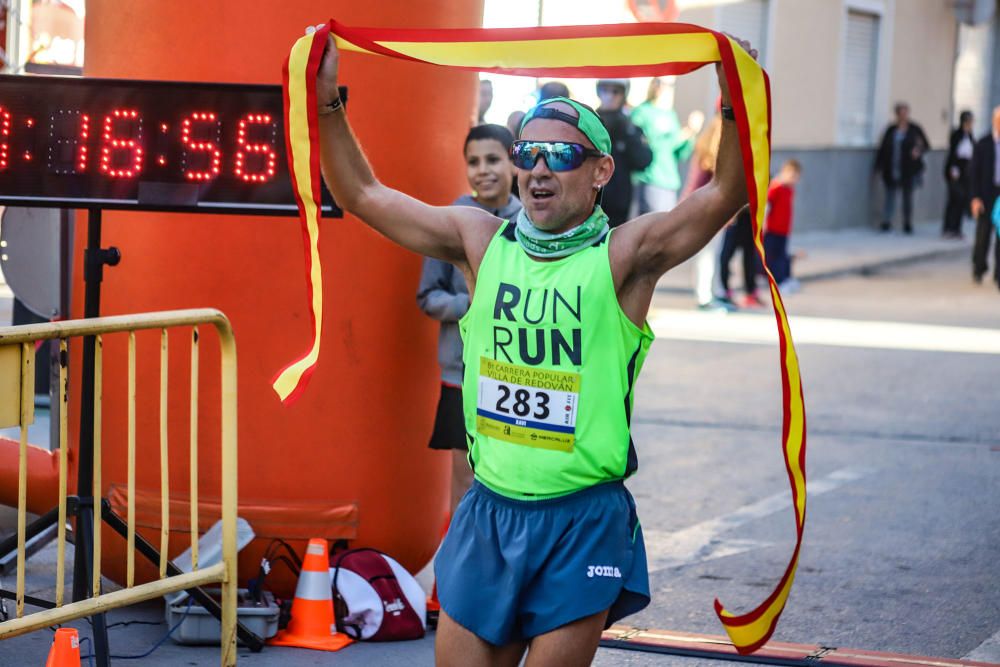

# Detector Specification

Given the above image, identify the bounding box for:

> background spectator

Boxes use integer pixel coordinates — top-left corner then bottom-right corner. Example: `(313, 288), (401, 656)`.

(477, 78), (493, 124)
(595, 78), (653, 227)
(970, 105), (1000, 288)
(874, 102), (929, 234)
(764, 159), (803, 290)
(506, 110), (526, 139)
(631, 77), (702, 215)
(538, 80), (571, 101)
(417, 124), (522, 512)
(943, 110), (975, 239)
(683, 114), (728, 310)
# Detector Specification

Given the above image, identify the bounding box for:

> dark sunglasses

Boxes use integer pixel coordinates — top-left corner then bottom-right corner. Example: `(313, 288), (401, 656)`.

(510, 141), (605, 172)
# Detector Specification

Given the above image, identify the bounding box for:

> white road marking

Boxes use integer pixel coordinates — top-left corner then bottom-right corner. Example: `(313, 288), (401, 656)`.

(964, 628), (1000, 662)
(647, 308), (1000, 355)
(643, 466), (876, 572)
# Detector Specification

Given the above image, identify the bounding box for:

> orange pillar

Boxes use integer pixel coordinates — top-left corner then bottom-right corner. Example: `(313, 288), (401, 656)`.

(79, 1), (483, 593)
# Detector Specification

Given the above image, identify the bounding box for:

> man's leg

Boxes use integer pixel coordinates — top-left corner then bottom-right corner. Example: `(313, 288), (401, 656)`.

(693, 236), (719, 306)
(901, 181), (914, 233)
(993, 229), (1000, 289)
(718, 226), (737, 297)
(882, 183), (896, 231)
(764, 233), (789, 284)
(943, 191), (963, 235)
(436, 611), (526, 667)
(736, 216), (757, 296)
(523, 609), (609, 667)
(972, 212), (993, 281)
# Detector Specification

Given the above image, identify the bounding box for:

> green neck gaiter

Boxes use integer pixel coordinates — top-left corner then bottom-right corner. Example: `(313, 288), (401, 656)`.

(514, 206), (610, 258)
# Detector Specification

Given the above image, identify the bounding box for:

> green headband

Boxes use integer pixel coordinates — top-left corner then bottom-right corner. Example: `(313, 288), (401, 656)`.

(519, 96), (612, 154)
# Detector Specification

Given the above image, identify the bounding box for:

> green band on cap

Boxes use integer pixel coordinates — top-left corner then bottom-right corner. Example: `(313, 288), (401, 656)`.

(520, 96), (612, 155)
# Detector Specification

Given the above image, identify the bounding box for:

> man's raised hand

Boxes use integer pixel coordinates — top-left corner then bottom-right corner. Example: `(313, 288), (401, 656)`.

(715, 33), (758, 104)
(305, 24), (340, 106)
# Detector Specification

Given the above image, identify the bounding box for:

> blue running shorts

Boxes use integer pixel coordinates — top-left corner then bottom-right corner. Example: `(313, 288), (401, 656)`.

(434, 479), (650, 645)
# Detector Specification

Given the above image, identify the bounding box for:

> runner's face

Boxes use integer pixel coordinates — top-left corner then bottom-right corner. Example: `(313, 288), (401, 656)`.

(465, 139), (514, 209)
(517, 115), (612, 233)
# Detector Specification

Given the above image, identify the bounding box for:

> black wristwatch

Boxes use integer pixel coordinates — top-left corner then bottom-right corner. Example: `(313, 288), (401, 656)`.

(720, 105), (736, 121)
(318, 97), (344, 116)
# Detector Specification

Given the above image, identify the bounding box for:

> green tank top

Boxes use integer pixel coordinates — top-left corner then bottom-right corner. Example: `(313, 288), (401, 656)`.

(460, 221), (654, 499)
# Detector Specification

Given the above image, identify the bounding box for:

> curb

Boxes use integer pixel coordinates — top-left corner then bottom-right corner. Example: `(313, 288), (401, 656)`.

(601, 625), (1000, 667)
(797, 243), (971, 283)
(654, 243), (969, 296)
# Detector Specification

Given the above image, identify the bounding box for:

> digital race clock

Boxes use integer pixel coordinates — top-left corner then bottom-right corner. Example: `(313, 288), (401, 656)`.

(0, 74), (344, 216)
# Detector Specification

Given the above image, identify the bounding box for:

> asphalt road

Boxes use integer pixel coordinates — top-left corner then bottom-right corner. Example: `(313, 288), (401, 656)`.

(1, 253), (998, 666)
(623, 254), (1000, 661)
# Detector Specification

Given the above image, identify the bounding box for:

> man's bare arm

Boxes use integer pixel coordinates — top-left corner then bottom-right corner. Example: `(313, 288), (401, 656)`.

(313, 32), (497, 270)
(620, 113), (747, 275)
(611, 38), (755, 291)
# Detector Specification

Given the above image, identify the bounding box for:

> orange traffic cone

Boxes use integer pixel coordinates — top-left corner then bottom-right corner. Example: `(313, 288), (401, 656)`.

(427, 581), (440, 612)
(45, 627), (80, 667)
(269, 538), (352, 652)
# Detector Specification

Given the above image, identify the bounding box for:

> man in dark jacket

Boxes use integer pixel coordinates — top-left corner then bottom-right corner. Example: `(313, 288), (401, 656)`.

(874, 102), (929, 233)
(969, 105), (1000, 288)
(596, 79), (653, 227)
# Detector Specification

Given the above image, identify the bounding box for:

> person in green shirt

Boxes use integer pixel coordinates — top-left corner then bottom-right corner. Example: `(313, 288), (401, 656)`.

(310, 26), (755, 667)
(630, 77), (703, 214)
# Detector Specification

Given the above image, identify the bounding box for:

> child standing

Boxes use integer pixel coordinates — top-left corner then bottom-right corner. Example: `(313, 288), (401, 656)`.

(764, 159), (802, 290)
(416, 124), (522, 513)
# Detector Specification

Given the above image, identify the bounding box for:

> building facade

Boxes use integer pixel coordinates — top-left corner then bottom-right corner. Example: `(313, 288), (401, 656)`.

(484, 0), (1000, 231)
(671, 0), (976, 231)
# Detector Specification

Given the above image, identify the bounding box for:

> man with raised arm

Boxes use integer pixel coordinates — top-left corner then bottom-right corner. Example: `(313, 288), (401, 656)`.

(311, 28), (754, 667)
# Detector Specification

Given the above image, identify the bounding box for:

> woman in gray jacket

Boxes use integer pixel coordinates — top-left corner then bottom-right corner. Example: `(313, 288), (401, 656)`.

(417, 123), (522, 512)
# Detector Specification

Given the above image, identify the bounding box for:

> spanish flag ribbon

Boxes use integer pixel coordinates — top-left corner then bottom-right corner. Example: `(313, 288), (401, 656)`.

(280, 20), (807, 654)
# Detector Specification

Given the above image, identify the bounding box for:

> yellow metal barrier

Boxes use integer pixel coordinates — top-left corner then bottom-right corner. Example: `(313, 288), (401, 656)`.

(0, 309), (238, 667)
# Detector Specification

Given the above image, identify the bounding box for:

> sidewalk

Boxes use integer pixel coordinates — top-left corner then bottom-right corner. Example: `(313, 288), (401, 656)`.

(656, 220), (972, 293)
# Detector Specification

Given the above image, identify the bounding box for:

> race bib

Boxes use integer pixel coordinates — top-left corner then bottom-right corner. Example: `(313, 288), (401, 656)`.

(476, 357), (580, 452)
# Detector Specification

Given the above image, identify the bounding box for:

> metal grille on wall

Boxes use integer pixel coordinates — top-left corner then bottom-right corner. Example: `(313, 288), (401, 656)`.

(838, 9), (880, 146)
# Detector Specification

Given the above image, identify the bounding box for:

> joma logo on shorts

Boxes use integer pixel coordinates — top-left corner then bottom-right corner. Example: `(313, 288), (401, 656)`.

(586, 565), (621, 578)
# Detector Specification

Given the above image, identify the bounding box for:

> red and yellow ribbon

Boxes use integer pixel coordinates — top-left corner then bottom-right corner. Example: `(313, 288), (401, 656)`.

(280, 20), (807, 654)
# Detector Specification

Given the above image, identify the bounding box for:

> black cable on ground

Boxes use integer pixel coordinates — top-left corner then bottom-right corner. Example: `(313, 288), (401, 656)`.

(80, 596), (194, 662)
(77, 635), (95, 667)
(105, 617), (164, 630)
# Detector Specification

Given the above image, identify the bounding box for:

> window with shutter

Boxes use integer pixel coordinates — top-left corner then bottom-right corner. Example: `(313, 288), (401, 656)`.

(717, 0), (769, 63)
(952, 21), (993, 136)
(837, 10), (880, 146)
